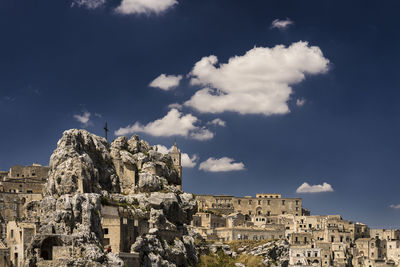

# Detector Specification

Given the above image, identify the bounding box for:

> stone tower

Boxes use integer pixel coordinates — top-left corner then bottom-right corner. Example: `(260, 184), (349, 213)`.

(170, 140), (182, 189)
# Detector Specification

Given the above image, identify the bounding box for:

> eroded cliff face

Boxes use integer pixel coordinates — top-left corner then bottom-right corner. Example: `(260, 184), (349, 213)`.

(25, 129), (198, 267)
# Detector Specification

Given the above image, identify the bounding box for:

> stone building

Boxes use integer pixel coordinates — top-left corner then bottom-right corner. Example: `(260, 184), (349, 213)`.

(386, 240), (400, 265)
(288, 247), (322, 266)
(0, 164), (47, 241)
(170, 141), (182, 190)
(196, 193), (303, 217)
(0, 164), (48, 194)
(370, 229), (400, 241)
(6, 221), (36, 267)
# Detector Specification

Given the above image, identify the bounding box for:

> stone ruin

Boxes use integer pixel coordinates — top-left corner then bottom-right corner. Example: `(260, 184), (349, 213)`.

(24, 129), (199, 267)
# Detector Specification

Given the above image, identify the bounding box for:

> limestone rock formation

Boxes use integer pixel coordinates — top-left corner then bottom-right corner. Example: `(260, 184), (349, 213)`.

(44, 129), (118, 196)
(24, 129), (198, 267)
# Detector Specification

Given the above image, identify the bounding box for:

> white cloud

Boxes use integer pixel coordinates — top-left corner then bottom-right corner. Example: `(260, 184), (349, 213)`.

(168, 103), (182, 110)
(156, 144), (198, 168)
(71, 0), (105, 9)
(199, 157), (245, 172)
(73, 112), (91, 125)
(296, 98), (306, 107)
(208, 118), (226, 127)
(271, 18), (294, 30)
(296, 182), (334, 193)
(185, 41), (329, 116)
(115, 109), (214, 140)
(115, 0), (178, 15)
(389, 204), (400, 210)
(189, 128), (214, 141)
(149, 74), (183, 90)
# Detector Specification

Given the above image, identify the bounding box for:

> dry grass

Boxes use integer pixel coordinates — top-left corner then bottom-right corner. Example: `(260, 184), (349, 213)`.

(226, 239), (275, 252)
(197, 249), (265, 267)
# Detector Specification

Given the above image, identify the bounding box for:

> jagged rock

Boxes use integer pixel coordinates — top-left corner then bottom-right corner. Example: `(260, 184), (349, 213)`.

(25, 129), (198, 267)
(44, 129), (118, 197)
(138, 172), (163, 192)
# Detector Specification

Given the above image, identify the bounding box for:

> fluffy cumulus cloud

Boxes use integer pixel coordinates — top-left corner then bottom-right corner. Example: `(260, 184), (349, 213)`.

(207, 118), (226, 127)
(271, 18), (294, 30)
(389, 204), (400, 210)
(73, 112), (91, 125)
(115, 109), (214, 140)
(296, 98), (306, 107)
(296, 182), (334, 193)
(156, 145), (198, 168)
(149, 74), (183, 90)
(199, 157), (245, 172)
(115, 0), (178, 15)
(185, 41), (329, 116)
(71, 0), (106, 9)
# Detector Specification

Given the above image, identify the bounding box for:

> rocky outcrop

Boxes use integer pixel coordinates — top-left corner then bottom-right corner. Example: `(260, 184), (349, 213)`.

(44, 129), (119, 197)
(24, 129), (198, 267)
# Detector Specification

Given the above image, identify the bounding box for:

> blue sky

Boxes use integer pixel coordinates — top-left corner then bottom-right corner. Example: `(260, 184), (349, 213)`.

(1, 0), (400, 228)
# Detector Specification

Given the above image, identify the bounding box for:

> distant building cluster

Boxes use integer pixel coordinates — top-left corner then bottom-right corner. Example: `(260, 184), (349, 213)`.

(192, 194), (400, 267)
(0, 164), (48, 266)
(0, 154), (399, 266)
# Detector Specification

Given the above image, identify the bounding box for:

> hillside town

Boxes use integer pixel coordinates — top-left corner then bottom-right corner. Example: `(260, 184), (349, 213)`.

(0, 130), (399, 266)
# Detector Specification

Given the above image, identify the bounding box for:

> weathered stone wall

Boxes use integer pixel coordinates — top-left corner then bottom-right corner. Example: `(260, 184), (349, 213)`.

(1, 180), (45, 194)
(7, 165), (49, 180)
(196, 194), (302, 217)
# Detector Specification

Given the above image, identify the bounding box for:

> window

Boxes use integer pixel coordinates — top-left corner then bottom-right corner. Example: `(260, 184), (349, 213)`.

(249, 200), (252, 204)
(27, 190), (33, 193)
(258, 200), (261, 205)
(267, 200), (270, 205)
(103, 228), (109, 235)
(296, 200), (299, 205)
(238, 200), (241, 205)
(282, 200), (285, 205)
(11, 230), (13, 238)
